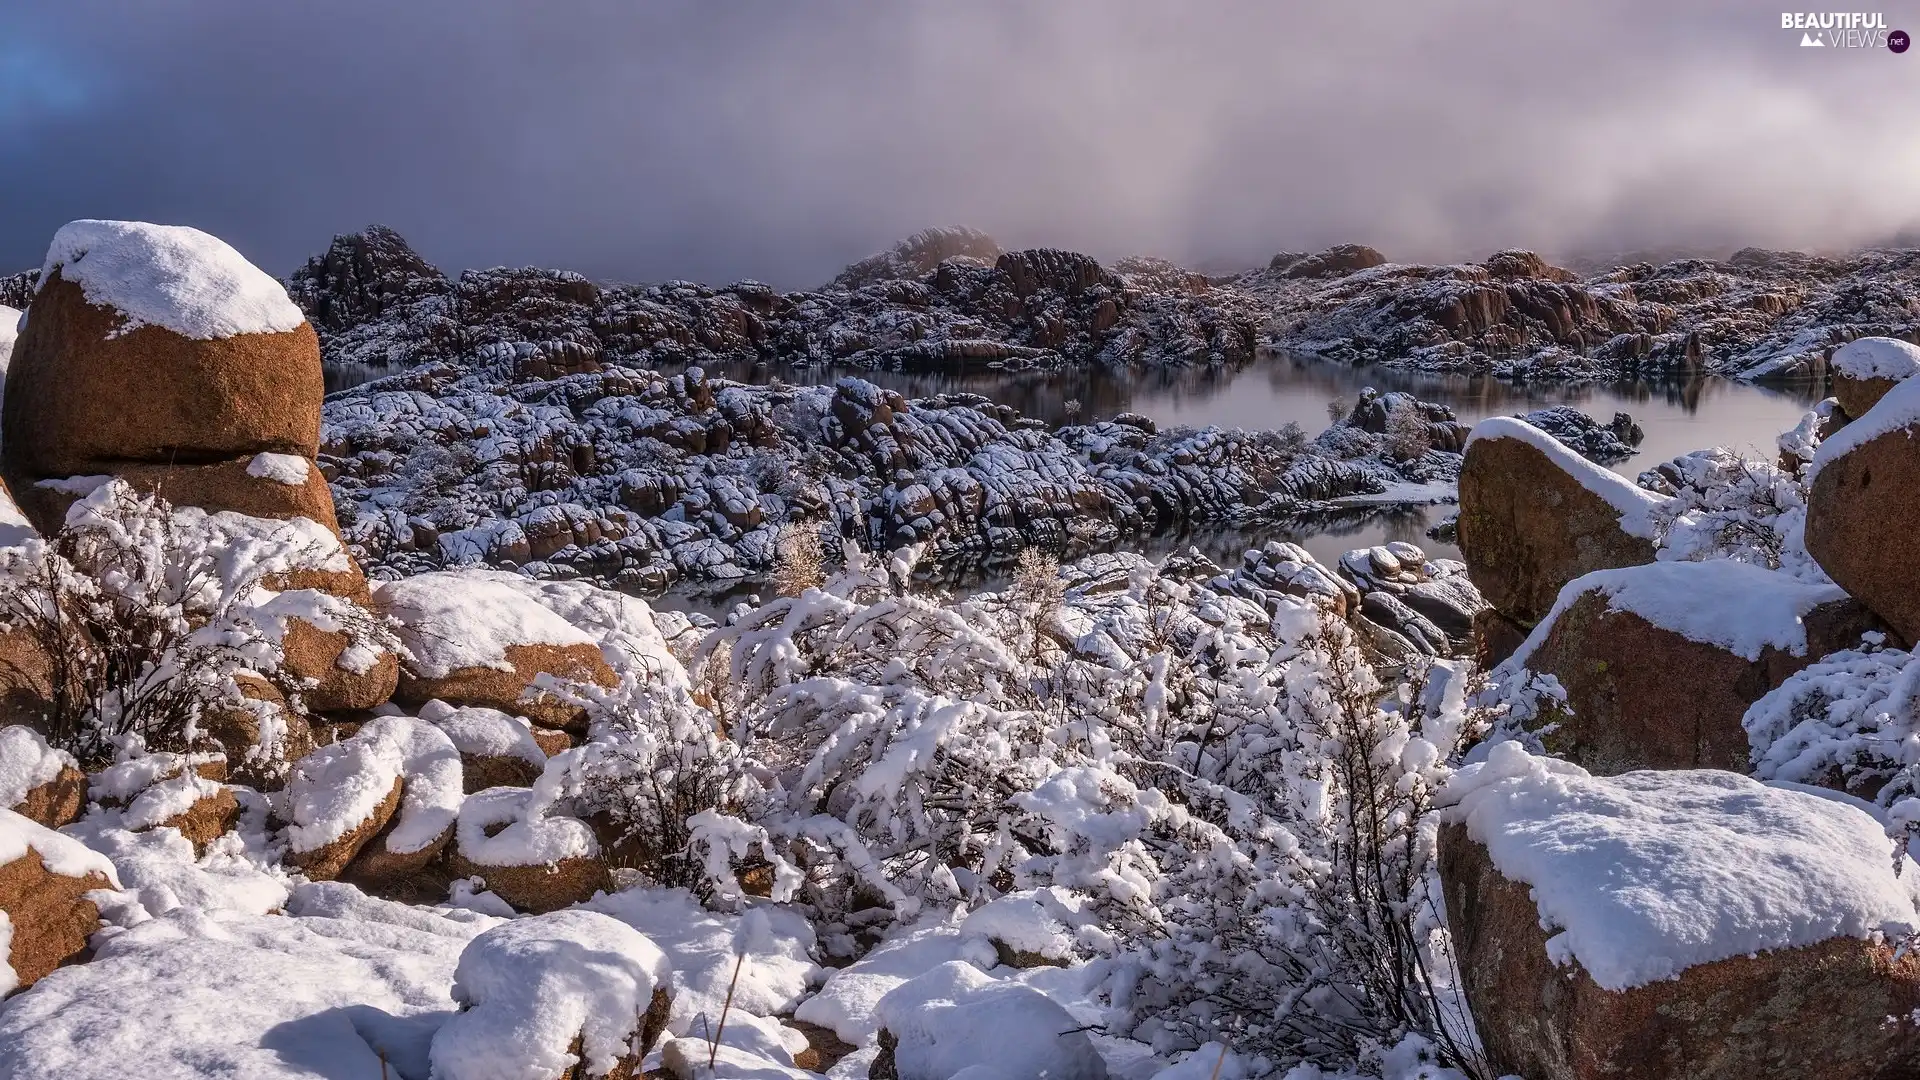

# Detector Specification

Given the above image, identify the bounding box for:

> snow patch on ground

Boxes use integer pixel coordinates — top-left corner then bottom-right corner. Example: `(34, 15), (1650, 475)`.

(1443, 742), (1920, 991)
(38, 220), (307, 340)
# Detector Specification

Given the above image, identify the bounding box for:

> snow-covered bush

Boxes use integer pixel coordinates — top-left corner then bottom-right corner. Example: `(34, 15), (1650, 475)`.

(0, 483), (391, 767)
(1639, 447), (1824, 580)
(675, 542), (1488, 1075)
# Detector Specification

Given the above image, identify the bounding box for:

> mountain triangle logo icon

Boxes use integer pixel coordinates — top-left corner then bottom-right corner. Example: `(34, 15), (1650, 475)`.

(1801, 31), (1826, 45)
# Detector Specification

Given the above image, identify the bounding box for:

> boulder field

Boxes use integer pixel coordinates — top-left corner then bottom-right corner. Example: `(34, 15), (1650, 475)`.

(1443, 344), (1920, 1078)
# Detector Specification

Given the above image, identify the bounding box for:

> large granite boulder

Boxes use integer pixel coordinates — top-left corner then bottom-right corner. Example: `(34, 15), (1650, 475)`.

(428, 911), (673, 1080)
(1830, 336), (1920, 421)
(1457, 417), (1665, 626)
(1442, 744), (1920, 1080)
(1506, 561), (1881, 774)
(3, 221), (322, 532)
(1807, 377), (1920, 644)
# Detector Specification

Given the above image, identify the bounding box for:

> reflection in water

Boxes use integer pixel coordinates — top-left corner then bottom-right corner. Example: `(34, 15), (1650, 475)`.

(330, 351), (1824, 611)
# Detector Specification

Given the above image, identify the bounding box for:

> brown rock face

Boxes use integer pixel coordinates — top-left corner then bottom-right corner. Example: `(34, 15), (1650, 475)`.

(287, 776), (404, 881)
(1518, 584), (1881, 775)
(341, 817), (456, 903)
(1833, 372), (1904, 422)
(0, 628), (58, 730)
(395, 643), (615, 732)
(158, 785), (240, 855)
(1440, 823), (1920, 1080)
(1807, 429), (1920, 644)
(1456, 434), (1658, 625)
(1471, 607), (1531, 669)
(9, 766), (86, 829)
(0, 836), (110, 992)
(2, 274), (322, 483)
(267, 562), (400, 715)
(446, 850), (612, 914)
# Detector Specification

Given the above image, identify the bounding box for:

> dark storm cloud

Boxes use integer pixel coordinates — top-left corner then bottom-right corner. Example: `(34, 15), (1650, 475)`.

(3, 2), (1915, 288)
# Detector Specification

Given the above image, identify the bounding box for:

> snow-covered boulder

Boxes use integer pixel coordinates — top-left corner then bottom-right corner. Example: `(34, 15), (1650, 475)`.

(1807, 375), (1920, 644)
(869, 961), (1108, 1080)
(418, 699), (552, 792)
(1456, 417), (1664, 626)
(1500, 561), (1877, 774)
(1440, 743), (1920, 1080)
(379, 570), (618, 732)
(2, 220), (321, 533)
(0, 805), (118, 994)
(447, 781), (609, 913)
(1830, 336), (1920, 421)
(429, 910), (673, 1080)
(0, 725), (85, 827)
(286, 717), (463, 895)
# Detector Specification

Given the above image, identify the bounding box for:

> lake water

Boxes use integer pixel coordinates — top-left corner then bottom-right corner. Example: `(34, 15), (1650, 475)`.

(329, 353), (1822, 613)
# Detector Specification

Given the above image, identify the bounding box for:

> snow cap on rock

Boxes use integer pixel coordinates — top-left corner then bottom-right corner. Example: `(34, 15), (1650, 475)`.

(39, 220), (306, 340)
(1442, 741), (1920, 991)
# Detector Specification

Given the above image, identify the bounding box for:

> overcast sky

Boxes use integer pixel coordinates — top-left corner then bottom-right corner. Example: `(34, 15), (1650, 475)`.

(4, 2), (1917, 288)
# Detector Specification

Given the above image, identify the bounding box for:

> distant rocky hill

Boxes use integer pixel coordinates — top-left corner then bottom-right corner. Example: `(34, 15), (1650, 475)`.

(1249, 245), (1920, 382)
(285, 225), (1262, 379)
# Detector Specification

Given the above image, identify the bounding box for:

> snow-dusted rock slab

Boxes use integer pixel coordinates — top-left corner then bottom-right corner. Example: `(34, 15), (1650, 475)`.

(1831, 336), (1920, 420)
(1456, 417), (1664, 626)
(1807, 374), (1920, 645)
(1440, 743), (1920, 1080)
(870, 960), (1108, 1080)
(378, 570), (618, 731)
(1500, 561), (1878, 774)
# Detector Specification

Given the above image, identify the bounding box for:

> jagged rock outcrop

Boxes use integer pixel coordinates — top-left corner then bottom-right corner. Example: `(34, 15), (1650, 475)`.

(1284, 244), (1386, 279)
(1252, 244), (1920, 380)
(291, 225), (1260, 379)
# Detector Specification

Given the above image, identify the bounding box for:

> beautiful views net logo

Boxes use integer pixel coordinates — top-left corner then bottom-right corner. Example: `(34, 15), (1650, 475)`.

(1781, 11), (1909, 49)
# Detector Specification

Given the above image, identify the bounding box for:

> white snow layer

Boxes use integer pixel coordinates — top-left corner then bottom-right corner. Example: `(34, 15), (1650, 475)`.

(1811, 367), (1920, 483)
(286, 716), (462, 856)
(375, 569), (599, 679)
(430, 910), (671, 1080)
(1443, 742), (1920, 991)
(453, 780), (597, 869)
(0, 725), (76, 809)
(246, 452), (313, 486)
(0, 889), (496, 1079)
(0, 805), (118, 883)
(1465, 416), (1667, 538)
(1507, 560), (1846, 668)
(417, 699), (549, 768)
(1832, 336), (1920, 381)
(37, 220), (307, 340)
(873, 960), (1109, 1080)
